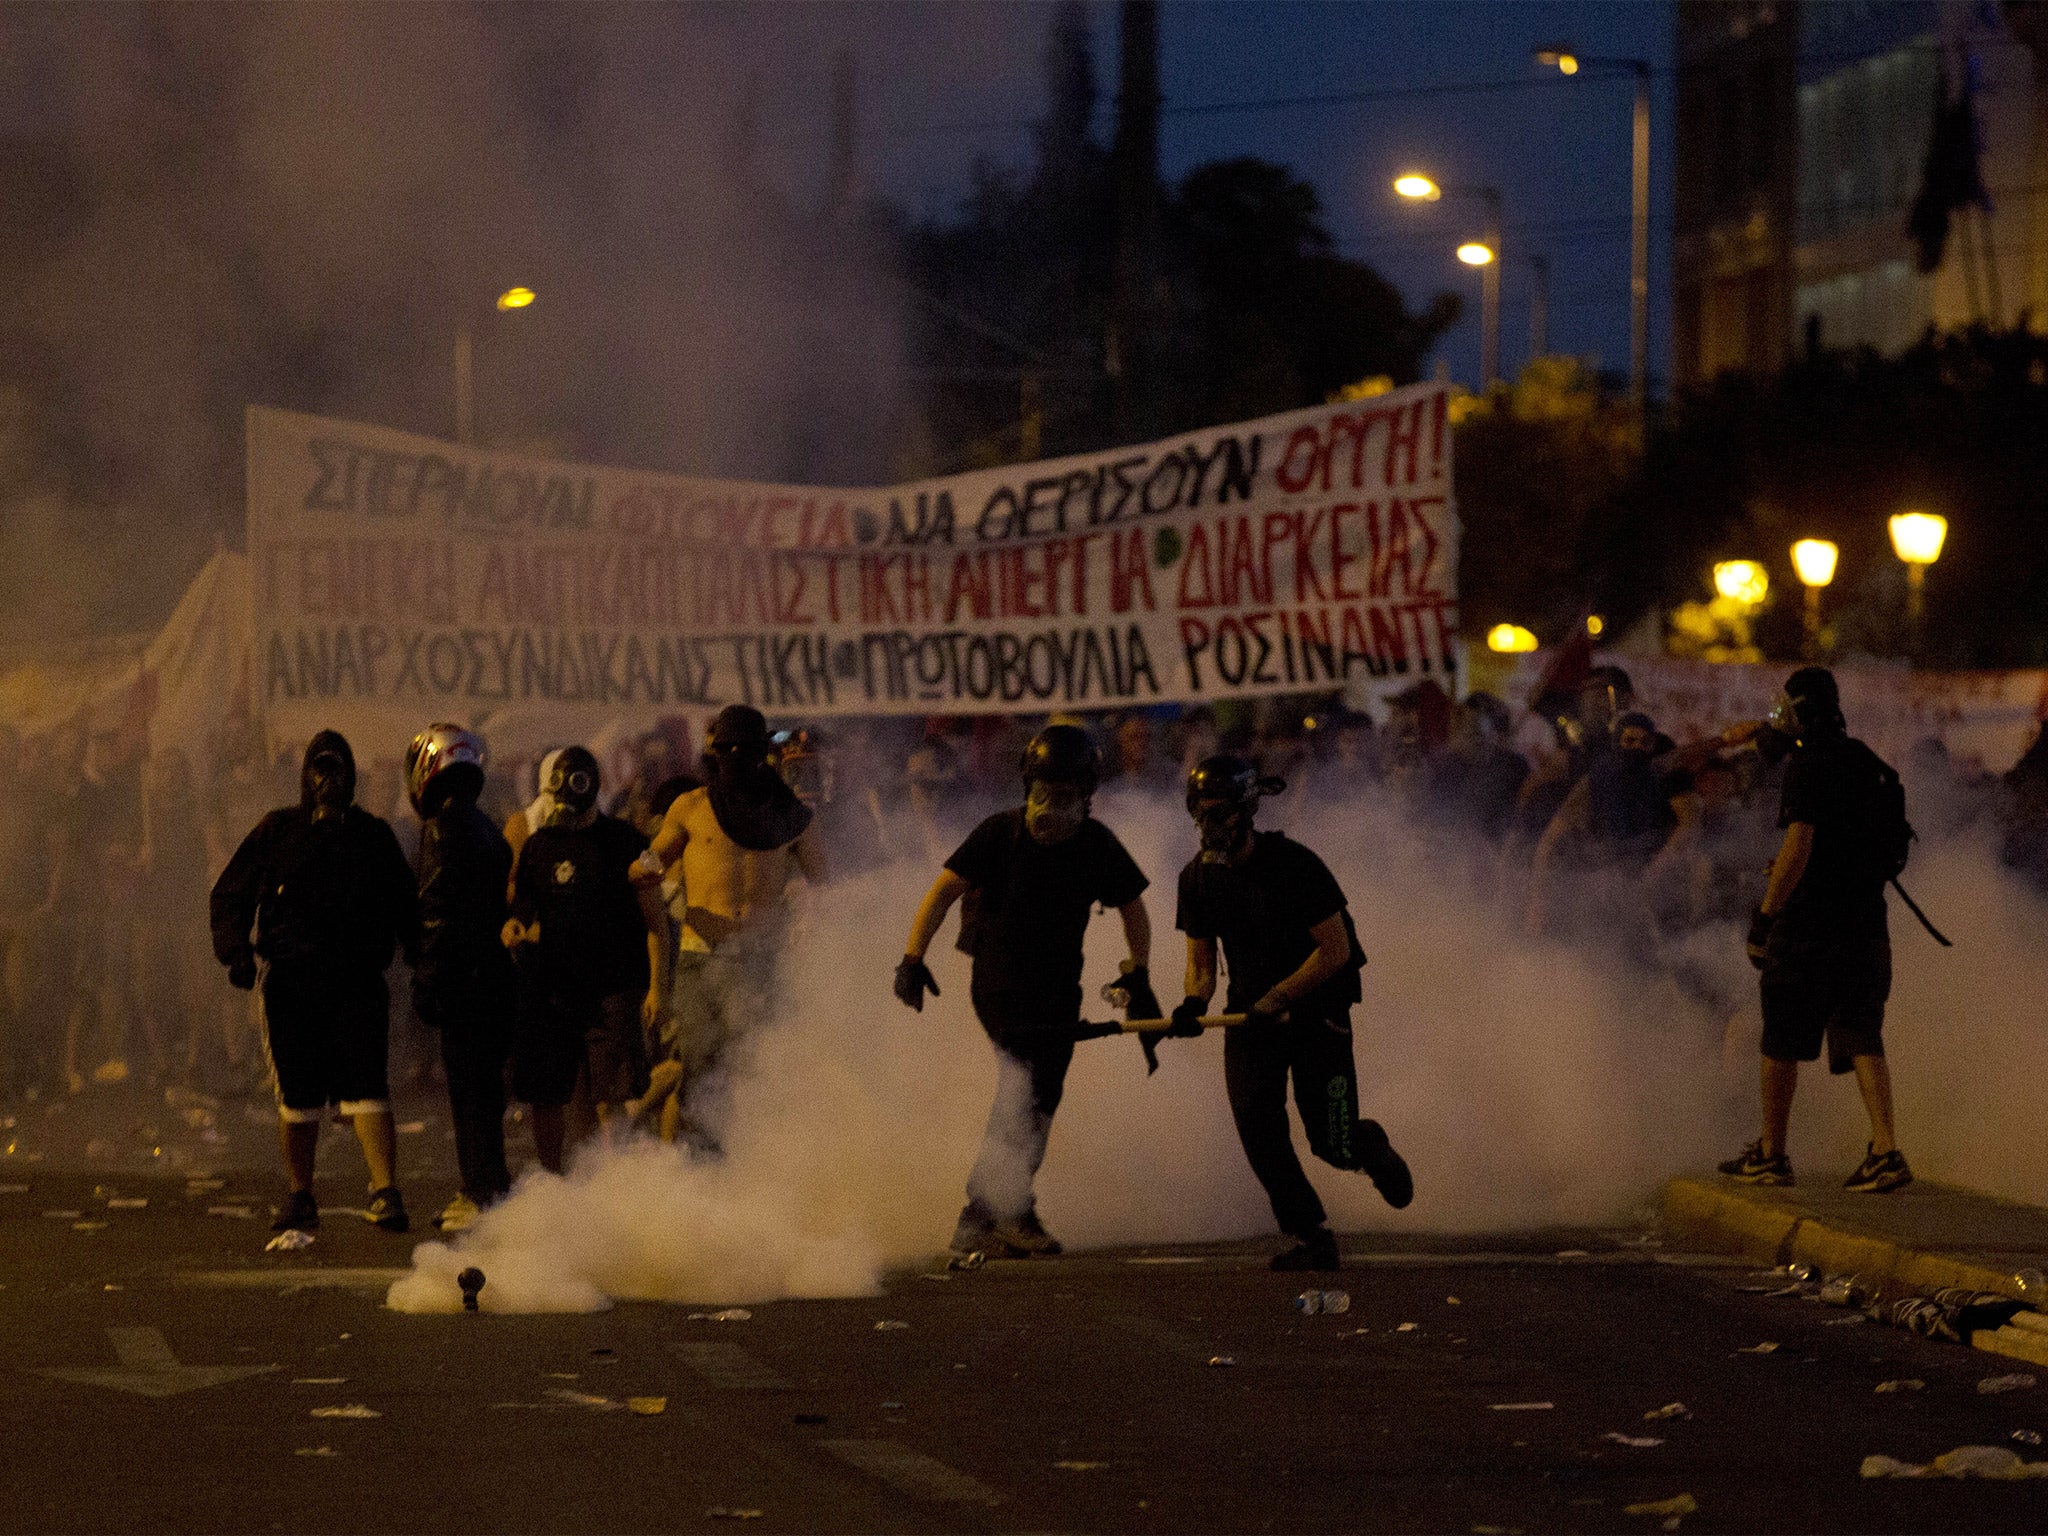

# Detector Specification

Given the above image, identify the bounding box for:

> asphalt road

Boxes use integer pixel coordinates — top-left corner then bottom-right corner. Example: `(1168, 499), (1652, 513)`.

(3, 1125), (2045, 1536)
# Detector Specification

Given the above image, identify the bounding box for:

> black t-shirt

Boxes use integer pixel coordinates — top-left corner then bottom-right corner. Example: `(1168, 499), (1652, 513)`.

(1777, 734), (1889, 938)
(1177, 832), (1351, 1014)
(945, 810), (1147, 1018)
(512, 815), (651, 996)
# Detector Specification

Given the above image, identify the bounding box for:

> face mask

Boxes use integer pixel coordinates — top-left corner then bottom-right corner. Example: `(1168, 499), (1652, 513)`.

(1024, 781), (1087, 844)
(1194, 801), (1252, 863)
(308, 752), (352, 821)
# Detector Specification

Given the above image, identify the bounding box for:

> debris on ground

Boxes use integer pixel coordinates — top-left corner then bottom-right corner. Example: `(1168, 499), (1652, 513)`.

(294, 1446), (339, 1458)
(627, 1397), (667, 1416)
(1205, 1355), (1236, 1368)
(1645, 1403), (1691, 1421)
(706, 1508), (763, 1521)
(292, 1377), (347, 1385)
(1874, 1379), (1926, 1394)
(308, 1405), (381, 1419)
(1978, 1373), (2038, 1395)
(1054, 1460), (1107, 1470)
(946, 1250), (986, 1272)
(265, 1229), (315, 1252)
(701, 1309), (752, 1322)
(1861, 1445), (2048, 1479)
(105, 1197), (146, 1209)
(1489, 1402), (1554, 1412)
(1735, 1342), (1780, 1355)
(206, 1205), (253, 1219)
(2012, 1430), (2043, 1446)
(1294, 1290), (1350, 1315)
(1602, 1432), (1665, 1448)
(544, 1388), (620, 1411)
(1395, 1322), (1419, 1332)
(873, 1320), (910, 1331)
(1622, 1491), (1697, 1526)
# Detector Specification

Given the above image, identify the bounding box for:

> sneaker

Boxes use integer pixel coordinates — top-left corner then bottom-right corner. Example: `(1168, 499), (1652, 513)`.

(1844, 1146), (1913, 1194)
(992, 1209), (1064, 1257)
(1716, 1140), (1794, 1186)
(1271, 1228), (1342, 1272)
(950, 1209), (1023, 1259)
(365, 1187), (410, 1233)
(1358, 1119), (1414, 1209)
(272, 1189), (320, 1232)
(434, 1194), (481, 1233)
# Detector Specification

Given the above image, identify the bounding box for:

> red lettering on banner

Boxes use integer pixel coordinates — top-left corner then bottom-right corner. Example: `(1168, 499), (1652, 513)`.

(1276, 426), (1322, 494)
(1384, 400), (1423, 487)
(1409, 496), (1446, 595)
(824, 555), (844, 623)
(903, 553), (933, 625)
(1329, 504), (1362, 600)
(1221, 517), (1270, 605)
(1339, 604), (1371, 666)
(1178, 524), (1217, 608)
(1377, 500), (1414, 597)
(1370, 606), (1408, 668)
(946, 551), (991, 621)
(1323, 410), (1382, 492)
(1110, 528), (1155, 614)
(1293, 508), (1328, 600)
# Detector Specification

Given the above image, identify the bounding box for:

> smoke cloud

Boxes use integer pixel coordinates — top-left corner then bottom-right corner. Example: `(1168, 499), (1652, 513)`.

(391, 782), (2040, 1315)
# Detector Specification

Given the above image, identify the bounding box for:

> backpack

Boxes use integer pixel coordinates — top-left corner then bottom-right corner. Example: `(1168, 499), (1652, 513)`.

(1850, 742), (1914, 883)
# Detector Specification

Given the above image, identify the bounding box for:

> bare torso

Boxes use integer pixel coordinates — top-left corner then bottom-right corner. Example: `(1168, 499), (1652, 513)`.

(653, 787), (816, 950)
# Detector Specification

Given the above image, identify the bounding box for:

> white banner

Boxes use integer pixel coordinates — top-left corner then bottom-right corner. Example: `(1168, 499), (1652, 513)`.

(247, 384), (1456, 735)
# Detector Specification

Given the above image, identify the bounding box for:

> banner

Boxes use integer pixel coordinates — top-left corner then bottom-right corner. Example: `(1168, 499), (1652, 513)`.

(247, 384), (1455, 733)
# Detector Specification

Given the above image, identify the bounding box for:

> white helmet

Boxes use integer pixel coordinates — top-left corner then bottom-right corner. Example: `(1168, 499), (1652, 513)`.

(404, 723), (486, 813)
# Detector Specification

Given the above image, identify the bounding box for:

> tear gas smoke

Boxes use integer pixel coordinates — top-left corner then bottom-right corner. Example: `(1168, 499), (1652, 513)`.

(390, 784), (2046, 1315)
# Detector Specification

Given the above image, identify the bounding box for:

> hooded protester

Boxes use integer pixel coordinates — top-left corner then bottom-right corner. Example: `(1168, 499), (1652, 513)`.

(895, 722), (1153, 1259)
(504, 745), (668, 1171)
(209, 730), (419, 1234)
(1524, 709), (1681, 935)
(1171, 755), (1412, 1272)
(1720, 667), (1915, 1194)
(634, 705), (825, 1148)
(405, 724), (515, 1231)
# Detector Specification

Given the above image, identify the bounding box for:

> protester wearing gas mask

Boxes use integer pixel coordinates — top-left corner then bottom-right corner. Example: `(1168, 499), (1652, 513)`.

(504, 745), (668, 1172)
(1720, 667), (1916, 1194)
(895, 722), (1152, 1259)
(405, 724), (515, 1232)
(209, 730), (420, 1234)
(633, 704), (824, 1150)
(1171, 754), (1411, 1272)
(1524, 709), (1681, 935)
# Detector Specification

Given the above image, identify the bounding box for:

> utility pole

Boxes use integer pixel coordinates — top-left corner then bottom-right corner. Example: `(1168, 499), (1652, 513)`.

(1108, 0), (1161, 441)
(1528, 253), (1551, 360)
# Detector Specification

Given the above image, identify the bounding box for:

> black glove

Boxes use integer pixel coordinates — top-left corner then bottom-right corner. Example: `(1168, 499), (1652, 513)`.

(1746, 909), (1774, 971)
(227, 951), (258, 992)
(1167, 997), (1207, 1038)
(1118, 966), (1163, 1026)
(894, 957), (940, 1012)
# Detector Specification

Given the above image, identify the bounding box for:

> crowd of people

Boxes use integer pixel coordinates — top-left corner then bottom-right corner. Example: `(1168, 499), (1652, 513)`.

(3, 662), (2046, 1265)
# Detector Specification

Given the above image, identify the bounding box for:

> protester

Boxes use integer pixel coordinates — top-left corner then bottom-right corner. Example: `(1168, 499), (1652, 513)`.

(634, 704), (824, 1149)
(209, 730), (419, 1233)
(504, 745), (667, 1172)
(1524, 709), (1680, 935)
(1171, 754), (1412, 1272)
(1428, 691), (1529, 844)
(1719, 667), (1912, 1193)
(405, 724), (515, 1232)
(895, 722), (1153, 1258)
(2000, 720), (2048, 890)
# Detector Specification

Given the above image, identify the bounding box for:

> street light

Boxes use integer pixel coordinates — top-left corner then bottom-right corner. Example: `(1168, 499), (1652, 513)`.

(1536, 44), (1650, 412)
(1889, 511), (1947, 655)
(454, 286), (537, 445)
(1486, 622), (1540, 653)
(1713, 559), (1769, 607)
(1790, 538), (1838, 661)
(1394, 173), (1503, 388)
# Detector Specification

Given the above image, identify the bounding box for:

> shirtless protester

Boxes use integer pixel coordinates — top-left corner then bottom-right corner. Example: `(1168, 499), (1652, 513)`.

(633, 705), (825, 1148)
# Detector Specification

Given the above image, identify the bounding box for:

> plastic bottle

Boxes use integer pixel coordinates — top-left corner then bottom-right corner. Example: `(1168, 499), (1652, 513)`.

(1293, 1289), (1351, 1315)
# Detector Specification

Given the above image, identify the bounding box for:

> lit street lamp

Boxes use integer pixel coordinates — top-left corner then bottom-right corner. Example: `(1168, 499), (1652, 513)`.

(454, 286), (538, 445)
(1486, 622), (1540, 654)
(1536, 45), (1650, 412)
(1394, 173), (1503, 389)
(1888, 510), (1947, 656)
(1790, 539), (1838, 661)
(1712, 559), (1769, 608)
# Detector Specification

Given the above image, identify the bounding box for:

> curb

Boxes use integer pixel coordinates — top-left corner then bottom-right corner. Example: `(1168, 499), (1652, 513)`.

(1660, 1176), (2033, 1303)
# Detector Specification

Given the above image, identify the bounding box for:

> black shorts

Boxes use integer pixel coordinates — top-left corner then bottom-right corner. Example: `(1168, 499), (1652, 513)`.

(512, 990), (646, 1108)
(1759, 928), (1890, 1074)
(261, 967), (390, 1119)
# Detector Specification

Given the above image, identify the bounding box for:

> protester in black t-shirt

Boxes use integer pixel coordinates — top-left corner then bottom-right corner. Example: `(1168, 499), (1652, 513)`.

(1172, 754), (1412, 1273)
(1719, 668), (1910, 1193)
(504, 746), (668, 1173)
(895, 724), (1153, 1259)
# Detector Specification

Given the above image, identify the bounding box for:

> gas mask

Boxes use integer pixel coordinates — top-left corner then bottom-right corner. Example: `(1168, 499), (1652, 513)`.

(544, 749), (600, 828)
(1024, 781), (1088, 845)
(1194, 800), (1254, 864)
(306, 749), (353, 822)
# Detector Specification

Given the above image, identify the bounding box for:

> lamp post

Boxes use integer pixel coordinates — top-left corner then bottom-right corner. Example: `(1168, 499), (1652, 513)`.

(1536, 46), (1651, 412)
(1527, 252), (1550, 360)
(1888, 511), (1947, 658)
(1790, 539), (1838, 662)
(455, 286), (537, 445)
(1394, 174), (1503, 389)
(1712, 559), (1769, 608)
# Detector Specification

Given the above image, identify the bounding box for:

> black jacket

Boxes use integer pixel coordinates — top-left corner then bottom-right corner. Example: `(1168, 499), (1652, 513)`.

(414, 798), (513, 1004)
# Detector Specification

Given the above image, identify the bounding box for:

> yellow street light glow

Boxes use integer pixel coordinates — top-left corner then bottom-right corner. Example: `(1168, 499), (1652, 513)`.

(1393, 173), (1441, 201)
(495, 286), (536, 311)
(1586, 614), (1605, 636)
(1557, 54), (1579, 74)
(1486, 622), (1539, 654)
(1535, 45), (1580, 75)
(1712, 559), (1769, 606)
(1888, 511), (1947, 566)
(1790, 539), (1839, 589)
(1457, 242), (1496, 267)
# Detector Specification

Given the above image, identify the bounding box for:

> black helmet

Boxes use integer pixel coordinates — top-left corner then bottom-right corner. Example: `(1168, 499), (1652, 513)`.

(545, 745), (601, 815)
(1185, 753), (1283, 812)
(704, 704), (773, 767)
(1020, 723), (1100, 793)
(1772, 666), (1845, 739)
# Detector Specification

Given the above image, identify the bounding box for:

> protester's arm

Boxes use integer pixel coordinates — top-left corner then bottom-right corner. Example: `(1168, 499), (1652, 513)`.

(639, 796), (688, 880)
(1639, 794), (1701, 890)
(904, 869), (970, 961)
(1253, 911), (1350, 1016)
(1183, 935), (1218, 1007)
(1760, 822), (1815, 915)
(1116, 896), (1151, 972)
(637, 875), (671, 1027)
(208, 817), (271, 981)
(1525, 779), (1590, 931)
(503, 842), (540, 949)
